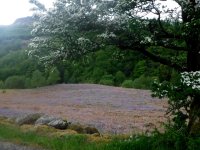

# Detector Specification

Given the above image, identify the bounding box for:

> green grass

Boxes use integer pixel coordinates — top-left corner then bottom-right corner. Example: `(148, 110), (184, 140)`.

(0, 120), (200, 150)
(0, 123), (99, 150)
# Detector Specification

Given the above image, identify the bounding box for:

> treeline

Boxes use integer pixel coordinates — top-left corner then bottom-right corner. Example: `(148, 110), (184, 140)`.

(0, 45), (177, 89)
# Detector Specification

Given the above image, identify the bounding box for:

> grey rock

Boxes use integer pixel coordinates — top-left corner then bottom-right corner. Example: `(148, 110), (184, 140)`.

(35, 115), (59, 125)
(35, 115), (68, 129)
(47, 119), (68, 129)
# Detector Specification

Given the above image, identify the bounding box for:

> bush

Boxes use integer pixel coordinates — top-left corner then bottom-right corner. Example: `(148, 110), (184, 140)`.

(99, 74), (114, 86)
(132, 60), (147, 79)
(132, 75), (154, 89)
(0, 80), (4, 89)
(47, 67), (61, 85)
(158, 65), (172, 82)
(91, 68), (105, 83)
(99, 79), (114, 86)
(24, 77), (31, 88)
(115, 71), (126, 85)
(121, 80), (134, 88)
(64, 69), (71, 83)
(101, 74), (114, 80)
(31, 70), (46, 88)
(4, 76), (26, 89)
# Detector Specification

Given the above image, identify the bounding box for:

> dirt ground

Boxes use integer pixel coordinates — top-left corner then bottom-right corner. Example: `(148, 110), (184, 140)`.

(0, 84), (168, 134)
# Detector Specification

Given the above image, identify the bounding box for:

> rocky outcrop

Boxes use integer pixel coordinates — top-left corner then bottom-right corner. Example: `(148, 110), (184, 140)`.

(35, 115), (68, 130)
(47, 119), (68, 130)
(35, 115), (59, 125)
(14, 113), (99, 135)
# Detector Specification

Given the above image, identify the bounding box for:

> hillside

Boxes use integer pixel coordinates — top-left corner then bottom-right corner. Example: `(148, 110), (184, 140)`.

(0, 17), (33, 56)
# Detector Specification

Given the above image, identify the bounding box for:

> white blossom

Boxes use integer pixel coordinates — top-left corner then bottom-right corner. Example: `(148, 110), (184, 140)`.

(181, 71), (200, 90)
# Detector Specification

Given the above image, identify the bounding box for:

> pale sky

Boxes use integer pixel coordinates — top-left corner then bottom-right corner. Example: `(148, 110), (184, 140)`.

(0, 0), (55, 25)
(0, 0), (179, 25)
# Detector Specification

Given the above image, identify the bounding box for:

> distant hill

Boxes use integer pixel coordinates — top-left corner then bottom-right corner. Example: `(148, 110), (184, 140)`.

(13, 16), (34, 26)
(0, 17), (33, 56)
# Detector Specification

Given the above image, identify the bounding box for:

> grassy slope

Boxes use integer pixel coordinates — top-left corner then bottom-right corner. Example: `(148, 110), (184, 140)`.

(0, 117), (156, 150)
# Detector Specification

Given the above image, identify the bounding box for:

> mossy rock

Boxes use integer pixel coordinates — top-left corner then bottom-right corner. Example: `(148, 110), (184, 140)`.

(68, 124), (85, 133)
(15, 113), (43, 125)
(84, 126), (100, 135)
(68, 123), (100, 135)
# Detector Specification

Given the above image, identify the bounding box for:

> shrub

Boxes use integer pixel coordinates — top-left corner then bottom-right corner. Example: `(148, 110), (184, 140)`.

(0, 80), (4, 89)
(31, 70), (46, 88)
(99, 74), (114, 86)
(47, 67), (61, 85)
(91, 68), (105, 83)
(4, 76), (26, 89)
(64, 69), (71, 83)
(24, 77), (31, 88)
(101, 74), (114, 80)
(99, 79), (114, 86)
(132, 60), (147, 79)
(121, 80), (134, 88)
(158, 65), (172, 82)
(115, 71), (126, 85)
(132, 75), (154, 89)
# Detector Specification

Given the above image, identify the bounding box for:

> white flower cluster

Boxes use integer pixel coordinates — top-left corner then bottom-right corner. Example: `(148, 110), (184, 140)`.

(97, 32), (116, 39)
(140, 36), (153, 44)
(181, 71), (200, 90)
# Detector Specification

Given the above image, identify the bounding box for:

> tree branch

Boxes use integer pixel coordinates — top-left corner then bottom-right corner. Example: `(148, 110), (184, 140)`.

(149, 1), (183, 40)
(138, 47), (186, 71)
(117, 42), (186, 71)
(155, 44), (187, 51)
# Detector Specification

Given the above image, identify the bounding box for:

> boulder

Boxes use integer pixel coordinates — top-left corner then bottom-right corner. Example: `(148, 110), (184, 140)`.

(84, 126), (100, 135)
(35, 115), (59, 125)
(68, 124), (84, 133)
(68, 123), (99, 135)
(35, 115), (68, 129)
(48, 119), (68, 130)
(15, 113), (43, 125)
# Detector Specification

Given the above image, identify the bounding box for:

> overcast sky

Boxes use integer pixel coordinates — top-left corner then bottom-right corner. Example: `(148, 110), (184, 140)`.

(0, 0), (55, 25)
(0, 0), (179, 25)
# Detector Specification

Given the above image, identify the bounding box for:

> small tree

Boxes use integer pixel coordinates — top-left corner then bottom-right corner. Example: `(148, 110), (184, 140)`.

(4, 76), (25, 89)
(115, 71), (126, 85)
(0, 80), (4, 89)
(31, 70), (46, 88)
(47, 67), (61, 85)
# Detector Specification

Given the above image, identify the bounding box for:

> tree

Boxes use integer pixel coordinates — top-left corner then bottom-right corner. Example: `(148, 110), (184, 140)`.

(4, 76), (26, 89)
(47, 67), (61, 85)
(28, 0), (200, 134)
(31, 70), (46, 88)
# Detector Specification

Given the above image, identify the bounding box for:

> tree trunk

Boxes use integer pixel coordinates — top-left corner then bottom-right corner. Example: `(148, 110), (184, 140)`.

(188, 96), (200, 135)
(186, 34), (200, 135)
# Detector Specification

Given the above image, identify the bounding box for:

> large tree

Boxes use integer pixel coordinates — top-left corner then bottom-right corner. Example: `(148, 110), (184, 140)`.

(29, 0), (200, 134)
